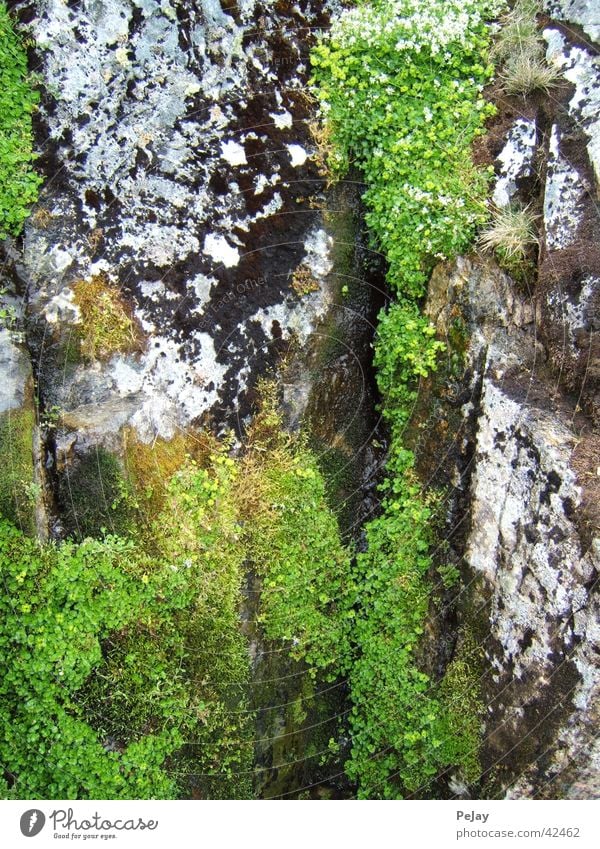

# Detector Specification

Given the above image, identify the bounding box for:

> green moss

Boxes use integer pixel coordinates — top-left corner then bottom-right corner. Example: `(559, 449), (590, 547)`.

(437, 632), (485, 784)
(58, 446), (134, 540)
(0, 407), (35, 534)
(121, 427), (214, 545)
(237, 384), (353, 678)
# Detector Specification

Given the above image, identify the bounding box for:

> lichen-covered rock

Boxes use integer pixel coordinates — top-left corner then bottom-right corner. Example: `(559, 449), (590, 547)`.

(425, 252), (599, 799)
(544, 1), (600, 45)
(492, 119), (537, 209)
(544, 26), (600, 186)
(13, 0), (337, 450)
(543, 125), (588, 251)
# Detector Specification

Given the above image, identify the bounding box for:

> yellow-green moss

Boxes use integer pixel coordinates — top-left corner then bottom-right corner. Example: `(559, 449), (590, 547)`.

(0, 407), (35, 534)
(437, 631), (485, 784)
(122, 427), (214, 520)
(72, 274), (142, 362)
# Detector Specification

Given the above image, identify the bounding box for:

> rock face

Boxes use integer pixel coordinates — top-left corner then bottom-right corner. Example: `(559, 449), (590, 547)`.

(11, 0), (340, 453)
(426, 250), (599, 798)
(544, 0), (600, 45)
(420, 4), (600, 797)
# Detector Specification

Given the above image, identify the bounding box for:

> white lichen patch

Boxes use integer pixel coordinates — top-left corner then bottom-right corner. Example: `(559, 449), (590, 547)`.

(543, 125), (587, 251)
(202, 233), (241, 268)
(492, 119), (537, 208)
(287, 144), (308, 167)
(545, 28), (600, 187)
(221, 140), (247, 166)
(271, 110), (293, 129)
(546, 275), (598, 354)
(106, 332), (228, 441)
(302, 227), (334, 279)
(23, 0), (340, 443)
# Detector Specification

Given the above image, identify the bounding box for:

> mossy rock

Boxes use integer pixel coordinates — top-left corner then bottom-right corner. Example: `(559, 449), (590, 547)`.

(58, 446), (133, 540)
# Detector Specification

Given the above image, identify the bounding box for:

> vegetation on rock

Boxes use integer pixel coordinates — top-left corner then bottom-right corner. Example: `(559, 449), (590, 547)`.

(311, 0), (501, 797)
(72, 275), (142, 362)
(0, 3), (41, 238)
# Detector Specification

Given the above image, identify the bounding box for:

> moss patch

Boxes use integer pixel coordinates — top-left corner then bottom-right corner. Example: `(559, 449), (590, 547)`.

(437, 631), (485, 785)
(72, 275), (143, 362)
(58, 446), (134, 540)
(0, 407), (35, 534)
(122, 427), (214, 523)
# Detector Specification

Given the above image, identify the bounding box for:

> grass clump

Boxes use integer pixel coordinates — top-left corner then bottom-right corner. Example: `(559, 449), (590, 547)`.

(491, 0), (541, 62)
(494, 0), (559, 96)
(0, 3), (42, 238)
(500, 53), (559, 96)
(72, 274), (142, 362)
(479, 204), (539, 261)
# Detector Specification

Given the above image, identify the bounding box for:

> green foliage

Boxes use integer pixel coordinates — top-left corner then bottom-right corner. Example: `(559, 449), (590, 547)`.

(347, 455), (444, 798)
(0, 522), (184, 798)
(0, 3), (41, 238)
(311, 0), (501, 299)
(1, 445), (254, 800)
(311, 0), (501, 797)
(237, 386), (353, 678)
(374, 301), (445, 438)
(0, 407), (35, 535)
(85, 447), (254, 799)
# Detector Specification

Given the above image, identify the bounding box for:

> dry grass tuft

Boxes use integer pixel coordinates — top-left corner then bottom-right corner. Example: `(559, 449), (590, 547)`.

(500, 54), (559, 96)
(479, 205), (539, 261)
(72, 274), (143, 361)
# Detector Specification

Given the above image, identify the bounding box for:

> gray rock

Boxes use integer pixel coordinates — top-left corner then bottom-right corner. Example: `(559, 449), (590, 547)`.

(543, 125), (588, 251)
(544, 1), (600, 44)
(426, 253), (599, 798)
(544, 27), (600, 187)
(0, 329), (33, 415)
(492, 119), (537, 209)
